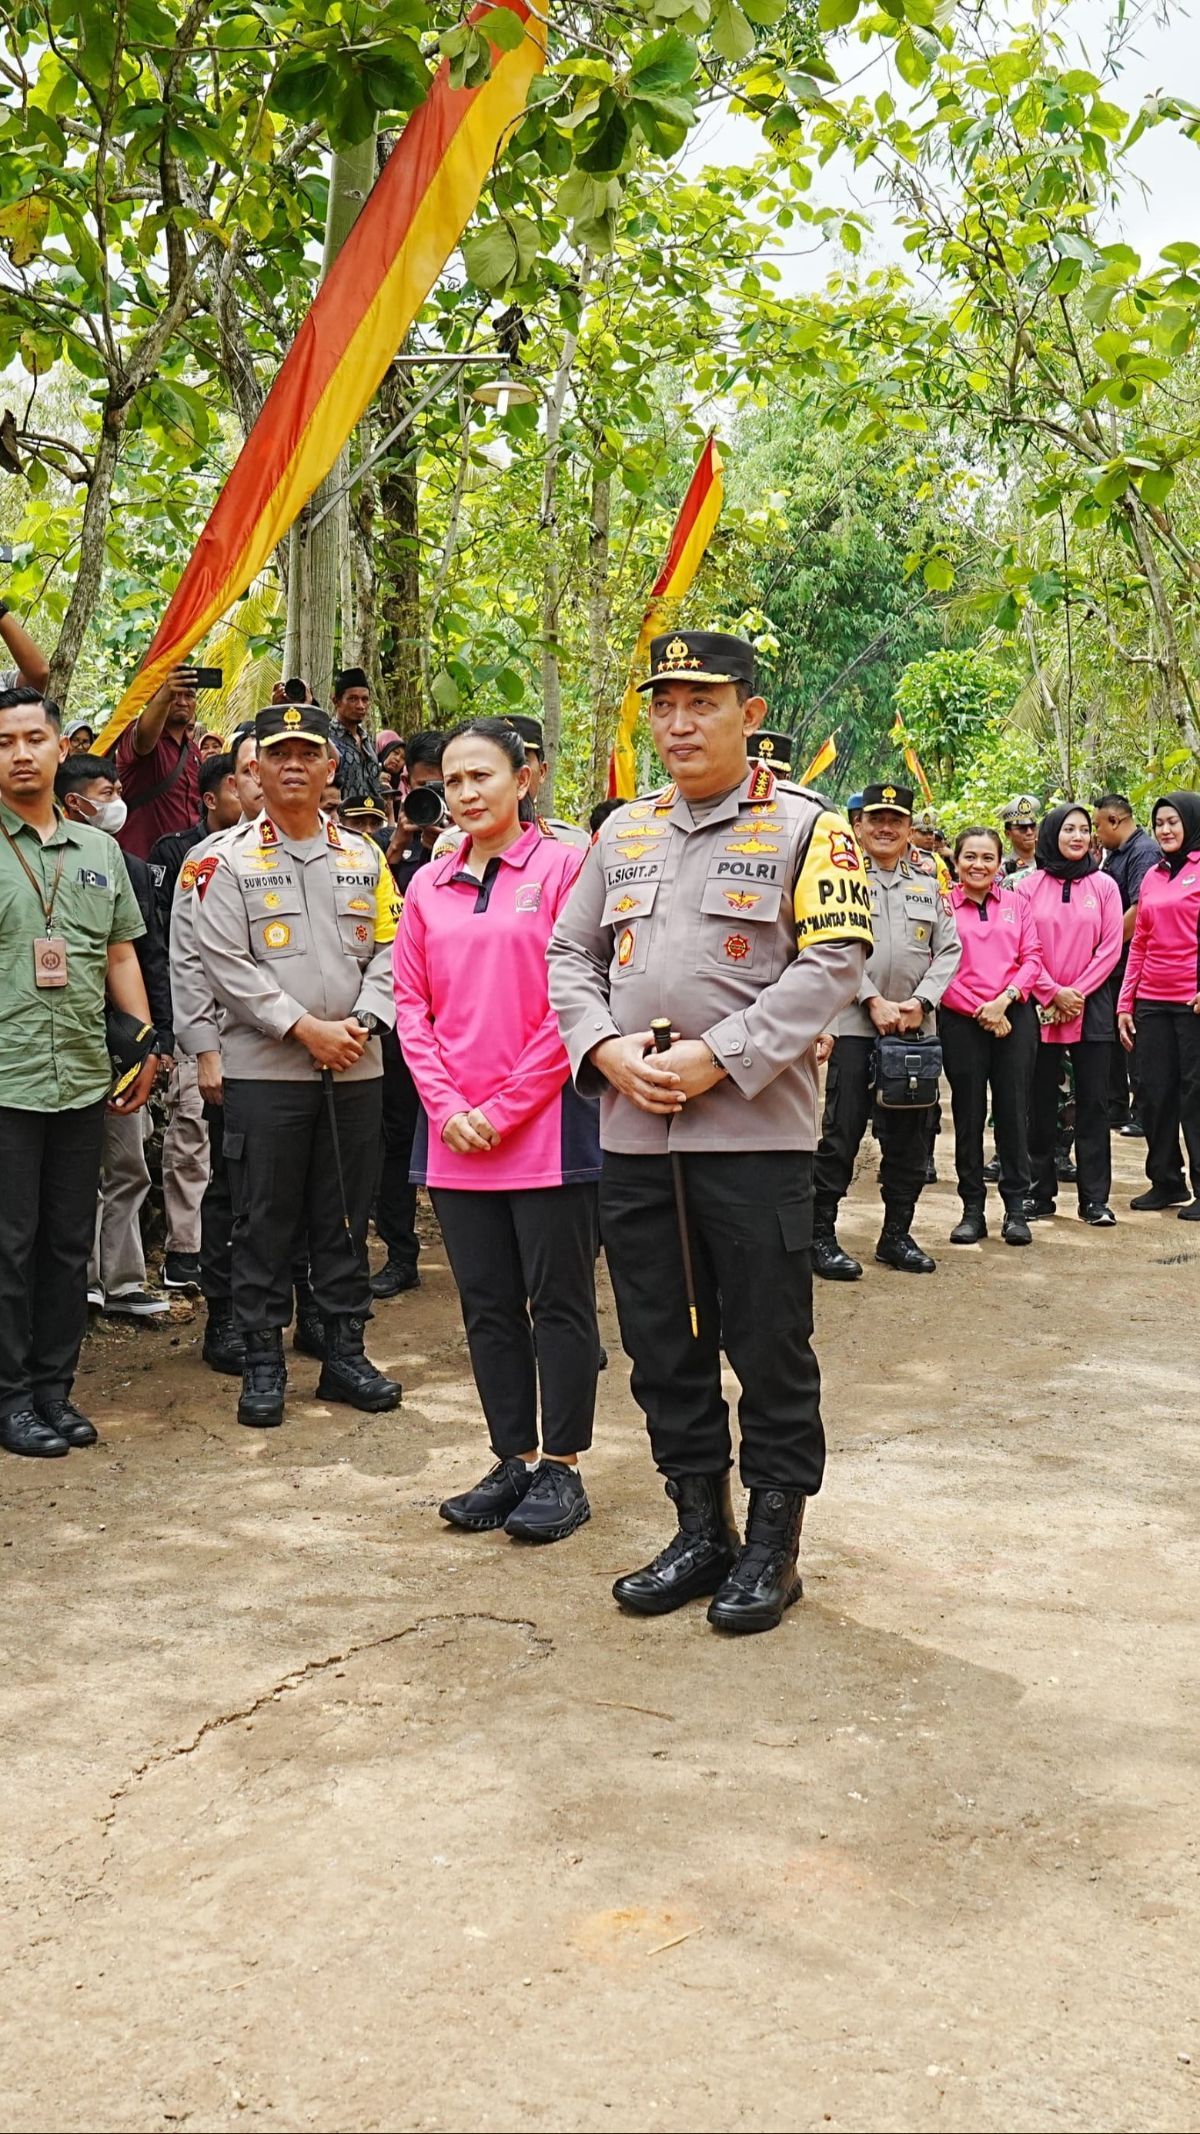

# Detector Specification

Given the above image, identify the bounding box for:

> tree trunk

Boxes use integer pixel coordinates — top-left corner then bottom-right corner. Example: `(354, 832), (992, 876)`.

(48, 403), (125, 702)
(283, 520), (304, 679)
(1121, 493), (1200, 754)
(538, 318), (581, 810)
(587, 463), (613, 799)
(351, 439), (382, 709)
(338, 476), (355, 665)
(300, 133), (377, 710)
(377, 365), (423, 733)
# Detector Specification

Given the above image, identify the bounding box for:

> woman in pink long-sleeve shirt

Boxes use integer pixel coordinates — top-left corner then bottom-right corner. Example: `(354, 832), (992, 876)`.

(939, 827), (1043, 1244)
(1116, 790), (1200, 1216)
(393, 717), (601, 1546)
(1017, 804), (1124, 1225)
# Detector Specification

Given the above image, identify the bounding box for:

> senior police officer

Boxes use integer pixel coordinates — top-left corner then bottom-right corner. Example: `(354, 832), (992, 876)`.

(194, 704), (402, 1429)
(547, 630), (872, 1636)
(811, 782), (961, 1281)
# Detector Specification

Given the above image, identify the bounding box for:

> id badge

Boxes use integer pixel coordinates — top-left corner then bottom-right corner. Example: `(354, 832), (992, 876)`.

(33, 935), (69, 988)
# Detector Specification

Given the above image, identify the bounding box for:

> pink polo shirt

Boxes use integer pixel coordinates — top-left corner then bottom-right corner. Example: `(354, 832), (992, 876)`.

(393, 823), (600, 1191)
(1117, 851), (1200, 1011)
(1017, 867), (1124, 1044)
(940, 883), (1043, 1016)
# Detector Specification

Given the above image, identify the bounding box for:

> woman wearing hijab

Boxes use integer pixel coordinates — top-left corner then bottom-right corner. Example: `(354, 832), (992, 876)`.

(1117, 791), (1200, 1218)
(1018, 805), (1124, 1224)
(939, 827), (1043, 1244)
(393, 717), (602, 1544)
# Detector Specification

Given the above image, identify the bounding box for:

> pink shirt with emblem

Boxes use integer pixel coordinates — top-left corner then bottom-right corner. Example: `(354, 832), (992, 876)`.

(940, 883), (1043, 1016)
(1117, 850), (1200, 1012)
(1017, 867), (1124, 1044)
(393, 823), (600, 1191)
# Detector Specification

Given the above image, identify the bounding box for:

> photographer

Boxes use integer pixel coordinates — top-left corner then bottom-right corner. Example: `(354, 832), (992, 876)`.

(116, 662), (204, 861)
(372, 730), (446, 1300)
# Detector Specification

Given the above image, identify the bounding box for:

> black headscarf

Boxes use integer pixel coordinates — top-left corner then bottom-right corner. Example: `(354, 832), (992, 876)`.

(1151, 790), (1200, 879)
(1035, 803), (1098, 899)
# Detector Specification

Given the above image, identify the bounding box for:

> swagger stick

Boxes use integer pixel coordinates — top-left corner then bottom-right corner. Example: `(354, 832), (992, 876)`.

(650, 1018), (699, 1340)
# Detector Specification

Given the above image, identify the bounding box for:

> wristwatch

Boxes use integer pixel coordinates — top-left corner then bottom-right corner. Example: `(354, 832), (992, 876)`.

(358, 1012), (380, 1035)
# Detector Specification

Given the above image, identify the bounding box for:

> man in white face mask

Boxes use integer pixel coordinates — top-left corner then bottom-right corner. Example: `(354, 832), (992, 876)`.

(56, 754), (174, 1318)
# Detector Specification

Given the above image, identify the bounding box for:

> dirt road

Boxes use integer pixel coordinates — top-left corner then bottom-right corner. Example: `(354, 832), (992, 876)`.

(1, 1130), (1197, 2133)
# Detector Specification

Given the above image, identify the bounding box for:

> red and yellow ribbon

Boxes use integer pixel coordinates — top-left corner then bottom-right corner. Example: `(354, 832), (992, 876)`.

(798, 731), (837, 786)
(890, 713), (935, 806)
(97, 0), (547, 752)
(610, 434), (725, 800)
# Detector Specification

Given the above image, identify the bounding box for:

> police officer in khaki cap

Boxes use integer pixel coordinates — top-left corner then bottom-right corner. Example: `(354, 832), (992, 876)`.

(811, 781), (960, 1280)
(194, 703), (402, 1430)
(548, 629), (871, 1636)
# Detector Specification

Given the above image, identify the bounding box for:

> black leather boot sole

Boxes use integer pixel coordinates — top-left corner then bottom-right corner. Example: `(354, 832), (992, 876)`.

(315, 1361), (402, 1412)
(707, 1573), (803, 1635)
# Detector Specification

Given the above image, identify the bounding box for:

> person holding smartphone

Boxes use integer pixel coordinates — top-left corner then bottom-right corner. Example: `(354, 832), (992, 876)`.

(115, 663), (207, 861)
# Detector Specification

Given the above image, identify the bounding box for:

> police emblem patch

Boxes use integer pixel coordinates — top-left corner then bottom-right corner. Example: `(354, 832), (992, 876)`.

(514, 882), (543, 913)
(724, 890), (761, 911)
(725, 836), (779, 857)
(724, 933), (750, 961)
(193, 855), (222, 901)
(354, 923), (370, 944)
(178, 858), (199, 894)
(348, 897), (372, 914)
(613, 894), (639, 914)
(617, 926), (636, 967)
(828, 831), (861, 871)
(264, 891), (281, 910)
(263, 920), (291, 949)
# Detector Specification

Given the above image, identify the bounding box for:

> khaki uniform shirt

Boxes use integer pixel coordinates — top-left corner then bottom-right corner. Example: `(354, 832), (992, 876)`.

(834, 855), (961, 1040)
(169, 817), (253, 1058)
(547, 766), (873, 1153)
(0, 802), (144, 1111)
(195, 813), (400, 1082)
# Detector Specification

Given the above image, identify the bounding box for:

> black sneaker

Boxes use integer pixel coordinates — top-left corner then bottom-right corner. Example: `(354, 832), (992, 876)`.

(162, 1251), (202, 1292)
(1080, 1202), (1117, 1227)
(504, 1461), (590, 1543)
(369, 1259), (421, 1299)
(1024, 1198), (1057, 1221)
(1001, 1209), (1033, 1246)
(440, 1457), (535, 1532)
(1178, 1200), (1200, 1222)
(1119, 1120), (1146, 1139)
(1130, 1185), (1189, 1211)
(982, 1158), (1001, 1183)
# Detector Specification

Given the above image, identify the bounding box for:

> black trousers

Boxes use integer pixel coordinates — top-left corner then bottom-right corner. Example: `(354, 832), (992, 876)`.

(1107, 950), (1139, 1123)
(200, 1098), (233, 1303)
(224, 1077), (381, 1331)
(1029, 1040), (1111, 1208)
(940, 1002), (1037, 1206)
(0, 1099), (106, 1418)
(814, 1034), (930, 1218)
(600, 1150), (824, 1495)
(431, 1183), (600, 1459)
(376, 1026), (420, 1275)
(1136, 1003), (1200, 1195)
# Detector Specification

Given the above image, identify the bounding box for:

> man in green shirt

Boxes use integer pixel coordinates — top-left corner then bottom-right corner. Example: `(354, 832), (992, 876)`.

(0, 686), (158, 1459)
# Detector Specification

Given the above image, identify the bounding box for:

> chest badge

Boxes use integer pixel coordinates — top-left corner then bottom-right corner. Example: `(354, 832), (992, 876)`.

(724, 933), (750, 961)
(263, 891), (281, 910)
(613, 893), (639, 914)
(617, 926), (636, 967)
(354, 922), (371, 944)
(616, 839), (661, 860)
(263, 920), (291, 950)
(514, 881), (543, 913)
(725, 836), (779, 857)
(724, 890), (761, 911)
(913, 924), (928, 943)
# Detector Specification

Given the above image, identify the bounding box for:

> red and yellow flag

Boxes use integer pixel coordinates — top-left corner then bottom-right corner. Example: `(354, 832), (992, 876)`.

(97, 0), (546, 752)
(609, 434), (725, 800)
(890, 713), (934, 806)
(799, 731), (837, 786)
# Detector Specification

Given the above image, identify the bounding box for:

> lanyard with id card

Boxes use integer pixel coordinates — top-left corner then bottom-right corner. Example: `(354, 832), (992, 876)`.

(1, 822), (69, 987)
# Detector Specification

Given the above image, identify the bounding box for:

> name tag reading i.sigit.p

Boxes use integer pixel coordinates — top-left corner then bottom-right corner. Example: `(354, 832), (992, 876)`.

(34, 935), (69, 988)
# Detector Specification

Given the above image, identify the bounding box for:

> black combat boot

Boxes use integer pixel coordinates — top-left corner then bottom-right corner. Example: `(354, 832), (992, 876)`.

(293, 1280), (326, 1359)
(707, 1488), (805, 1635)
(237, 1329), (287, 1429)
(202, 1303), (245, 1377)
(950, 1200), (987, 1244)
(1002, 1202), (1033, 1245)
(875, 1205), (936, 1273)
(810, 1202), (862, 1282)
(316, 1316), (401, 1412)
(613, 1473), (740, 1616)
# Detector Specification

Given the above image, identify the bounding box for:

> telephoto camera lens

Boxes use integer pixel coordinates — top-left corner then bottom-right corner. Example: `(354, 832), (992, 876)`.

(404, 783), (448, 828)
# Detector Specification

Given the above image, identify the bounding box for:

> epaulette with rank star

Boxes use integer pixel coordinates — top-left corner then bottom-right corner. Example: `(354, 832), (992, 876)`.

(258, 818), (279, 848)
(325, 817), (343, 848)
(747, 762), (776, 803)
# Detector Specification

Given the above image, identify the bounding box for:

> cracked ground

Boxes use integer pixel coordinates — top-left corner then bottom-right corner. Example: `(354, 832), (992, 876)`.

(1, 1137), (1198, 2134)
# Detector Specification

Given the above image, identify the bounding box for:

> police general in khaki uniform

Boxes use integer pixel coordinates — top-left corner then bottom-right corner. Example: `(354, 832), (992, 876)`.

(547, 631), (872, 1636)
(195, 704), (401, 1429)
(812, 781), (961, 1281)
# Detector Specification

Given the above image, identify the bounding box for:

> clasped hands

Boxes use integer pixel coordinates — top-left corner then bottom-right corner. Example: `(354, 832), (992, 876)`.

(591, 1030), (727, 1117)
(867, 995), (926, 1038)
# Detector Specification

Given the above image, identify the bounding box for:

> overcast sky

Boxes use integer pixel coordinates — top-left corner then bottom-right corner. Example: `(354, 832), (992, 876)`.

(685, 0), (1200, 292)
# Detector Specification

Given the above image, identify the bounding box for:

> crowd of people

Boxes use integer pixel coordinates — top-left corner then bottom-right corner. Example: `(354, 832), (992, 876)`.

(1, 604), (1196, 1639)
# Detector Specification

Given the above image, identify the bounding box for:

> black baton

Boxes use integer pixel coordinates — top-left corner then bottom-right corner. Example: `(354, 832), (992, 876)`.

(650, 1018), (699, 1340)
(321, 1067), (355, 1246)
